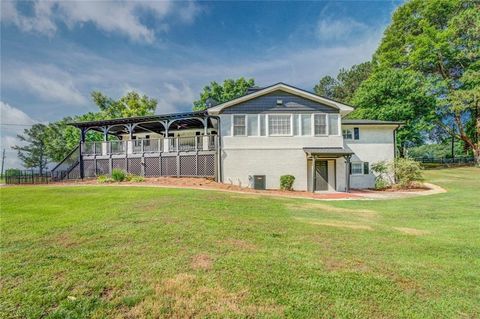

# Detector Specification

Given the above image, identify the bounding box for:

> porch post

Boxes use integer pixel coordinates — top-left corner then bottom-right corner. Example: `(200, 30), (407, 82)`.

(79, 128), (86, 179)
(312, 156), (316, 193)
(344, 155), (351, 192)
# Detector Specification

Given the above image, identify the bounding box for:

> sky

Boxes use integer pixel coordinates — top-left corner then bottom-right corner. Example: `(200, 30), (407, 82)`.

(0, 0), (401, 169)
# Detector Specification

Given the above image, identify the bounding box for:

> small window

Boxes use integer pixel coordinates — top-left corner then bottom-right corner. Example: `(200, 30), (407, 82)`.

(247, 114), (258, 136)
(314, 114), (327, 135)
(350, 162), (363, 175)
(328, 114), (339, 135)
(354, 127), (360, 140)
(343, 129), (353, 140)
(363, 162), (369, 174)
(268, 114), (292, 136)
(145, 135), (150, 139)
(301, 114), (311, 136)
(233, 115), (246, 136)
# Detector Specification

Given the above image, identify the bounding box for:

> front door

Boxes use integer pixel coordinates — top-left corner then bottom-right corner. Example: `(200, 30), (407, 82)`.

(315, 160), (329, 191)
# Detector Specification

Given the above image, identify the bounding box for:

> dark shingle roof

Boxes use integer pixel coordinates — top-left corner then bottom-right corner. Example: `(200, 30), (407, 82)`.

(341, 119), (403, 125)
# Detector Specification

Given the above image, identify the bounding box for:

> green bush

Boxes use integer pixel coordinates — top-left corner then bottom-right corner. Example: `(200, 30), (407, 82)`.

(374, 178), (390, 190)
(129, 175), (145, 183)
(280, 175), (295, 191)
(97, 175), (114, 183)
(111, 169), (127, 182)
(394, 158), (424, 188)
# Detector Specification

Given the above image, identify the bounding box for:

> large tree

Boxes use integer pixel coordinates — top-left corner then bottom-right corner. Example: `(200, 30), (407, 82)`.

(314, 62), (372, 103)
(193, 78), (255, 111)
(350, 69), (437, 156)
(373, 0), (480, 164)
(12, 124), (49, 173)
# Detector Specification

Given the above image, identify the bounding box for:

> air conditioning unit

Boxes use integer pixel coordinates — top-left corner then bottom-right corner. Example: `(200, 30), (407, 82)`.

(253, 175), (266, 190)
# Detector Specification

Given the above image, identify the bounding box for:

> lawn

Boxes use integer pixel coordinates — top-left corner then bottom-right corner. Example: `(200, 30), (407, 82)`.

(1, 167), (479, 318)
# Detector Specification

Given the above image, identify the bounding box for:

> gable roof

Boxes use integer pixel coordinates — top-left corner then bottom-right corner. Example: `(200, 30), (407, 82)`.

(207, 82), (354, 116)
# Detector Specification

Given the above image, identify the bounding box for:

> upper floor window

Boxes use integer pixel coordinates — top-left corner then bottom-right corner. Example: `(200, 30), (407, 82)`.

(343, 129), (353, 140)
(328, 114), (339, 135)
(233, 115), (246, 136)
(314, 114), (327, 135)
(268, 114), (292, 136)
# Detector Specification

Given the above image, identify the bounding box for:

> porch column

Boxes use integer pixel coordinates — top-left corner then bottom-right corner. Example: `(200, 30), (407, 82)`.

(126, 124), (134, 154)
(344, 155), (351, 192)
(312, 157), (316, 193)
(79, 128), (86, 179)
(102, 126), (108, 155)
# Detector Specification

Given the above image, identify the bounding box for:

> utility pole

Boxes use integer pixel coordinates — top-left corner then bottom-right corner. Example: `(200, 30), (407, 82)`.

(1, 149), (5, 178)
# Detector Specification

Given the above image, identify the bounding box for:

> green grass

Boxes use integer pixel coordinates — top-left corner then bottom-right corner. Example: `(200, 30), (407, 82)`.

(1, 167), (479, 318)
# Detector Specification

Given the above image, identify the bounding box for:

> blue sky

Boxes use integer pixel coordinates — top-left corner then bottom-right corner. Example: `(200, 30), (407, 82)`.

(0, 0), (401, 168)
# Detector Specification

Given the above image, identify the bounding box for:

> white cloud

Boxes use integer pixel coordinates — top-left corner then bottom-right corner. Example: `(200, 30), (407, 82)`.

(4, 64), (87, 106)
(316, 17), (369, 40)
(0, 101), (38, 169)
(1, 0), (200, 43)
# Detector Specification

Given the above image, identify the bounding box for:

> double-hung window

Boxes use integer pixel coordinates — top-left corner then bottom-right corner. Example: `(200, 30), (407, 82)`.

(350, 162), (363, 175)
(268, 114), (292, 136)
(343, 129), (353, 140)
(233, 115), (246, 136)
(314, 114), (327, 135)
(328, 114), (339, 135)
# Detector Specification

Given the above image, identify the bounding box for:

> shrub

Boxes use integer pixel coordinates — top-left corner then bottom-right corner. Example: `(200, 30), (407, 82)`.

(394, 158), (423, 188)
(129, 175), (145, 183)
(97, 175), (114, 183)
(374, 178), (390, 190)
(280, 175), (295, 191)
(371, 161), (393, 189)
(111, 169), (127, 182)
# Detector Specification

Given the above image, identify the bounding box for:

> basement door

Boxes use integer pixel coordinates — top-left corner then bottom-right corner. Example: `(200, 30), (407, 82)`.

(314, 160), (329, 191)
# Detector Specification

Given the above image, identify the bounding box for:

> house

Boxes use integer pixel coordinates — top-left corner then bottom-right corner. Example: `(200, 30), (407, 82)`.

(54, 83), (401, 192)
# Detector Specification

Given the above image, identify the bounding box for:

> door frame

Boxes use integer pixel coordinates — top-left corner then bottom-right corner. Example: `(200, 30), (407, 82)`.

(312, 157), (337, 192)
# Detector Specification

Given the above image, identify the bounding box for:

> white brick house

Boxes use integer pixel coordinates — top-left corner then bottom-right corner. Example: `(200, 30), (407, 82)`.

(63, 82), (401, 192)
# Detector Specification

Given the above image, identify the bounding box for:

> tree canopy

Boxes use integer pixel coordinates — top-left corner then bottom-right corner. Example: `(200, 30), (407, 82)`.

(193, 78), (255, 111)
(372, 0), (480, 163)
(314, 62), (372, 103)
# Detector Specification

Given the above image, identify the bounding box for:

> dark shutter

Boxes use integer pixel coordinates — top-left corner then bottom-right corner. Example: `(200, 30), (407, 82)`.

(354, 127), (360, 140)
(363, 162), (369, 174)
(349, 162), (352, 175)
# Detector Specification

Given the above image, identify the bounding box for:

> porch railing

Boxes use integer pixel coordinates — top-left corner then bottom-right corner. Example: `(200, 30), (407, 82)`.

(81, 135), (217, 156)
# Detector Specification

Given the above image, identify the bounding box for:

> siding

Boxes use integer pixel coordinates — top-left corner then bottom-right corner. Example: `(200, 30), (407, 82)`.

(220, 90), (339, 114)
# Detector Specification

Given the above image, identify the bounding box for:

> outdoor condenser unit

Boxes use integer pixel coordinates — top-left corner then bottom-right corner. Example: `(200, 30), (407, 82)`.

(253, 175), (266, 190)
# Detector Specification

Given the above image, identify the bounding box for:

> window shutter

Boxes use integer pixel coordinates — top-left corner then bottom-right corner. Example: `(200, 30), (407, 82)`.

(363, 162), (369, 174)
(354, 127), (360, 140)
(349, 162), (352, 175)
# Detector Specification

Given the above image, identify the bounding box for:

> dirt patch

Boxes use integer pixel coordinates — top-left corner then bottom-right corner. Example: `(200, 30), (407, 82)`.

(191, 254), (213, 270)
(394, 227), (430, 236)
(287, 202), (377, 219)
(221, 239), (258, 251)
(124, 273), (283, 318)
(54, 233), (83, 248)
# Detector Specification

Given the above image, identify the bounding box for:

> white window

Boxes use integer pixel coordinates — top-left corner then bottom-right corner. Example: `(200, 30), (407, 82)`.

(351, 162), (363, 175)
(268, 114), (292, 136)
(343, 129), (353, 140)
(247, 115), (258, 136)
(232, 115), (246, 136)
(300, 114), (311, 136)
(259, 115), (266, 136)
(314, 114), (327, 135)
(328, 114), (339, 135)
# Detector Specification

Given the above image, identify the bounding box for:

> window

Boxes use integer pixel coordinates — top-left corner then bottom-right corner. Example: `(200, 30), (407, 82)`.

(259, 115), (266, 136)
(343, 129), (353, 140)
(233, 115), (246, 136)
(314, 114), (327, 135)
(350, 162), (370, 175)
(350, 162), (363, 175)
(354, 127), (360, 140)
(328, 114), (339, 135)
(301, 114), (311, 136)
(268, 114), (292, 135)
(247, 115), (258, 136)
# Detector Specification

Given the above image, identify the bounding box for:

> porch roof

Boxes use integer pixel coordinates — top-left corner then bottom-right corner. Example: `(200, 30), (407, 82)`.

(303, 146), (354, 158)
(68, 110), (209, 129)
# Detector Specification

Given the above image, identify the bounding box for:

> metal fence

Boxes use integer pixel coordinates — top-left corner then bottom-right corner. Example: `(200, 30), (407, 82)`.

(5, 170), (51, 185)
(412, 156), (474, 164)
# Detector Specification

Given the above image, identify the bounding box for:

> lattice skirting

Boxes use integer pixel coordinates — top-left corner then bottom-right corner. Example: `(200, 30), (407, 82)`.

(80, 153), (216, 178)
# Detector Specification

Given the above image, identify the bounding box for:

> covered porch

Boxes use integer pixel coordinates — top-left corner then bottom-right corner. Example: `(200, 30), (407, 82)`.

(304, 147), (354, 192)
(52, 111), (220, 181)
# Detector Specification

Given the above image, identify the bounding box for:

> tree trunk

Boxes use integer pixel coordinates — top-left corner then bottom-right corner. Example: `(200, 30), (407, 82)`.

(474, 146), (480, 167)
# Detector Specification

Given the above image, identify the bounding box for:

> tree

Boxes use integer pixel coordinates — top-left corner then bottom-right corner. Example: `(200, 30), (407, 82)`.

(193, 78), (255, 111)
(11, 124), (49, 173)
(314, 62), (372, 103)
(373, 0), (480, 164)
(91, 91), (157, 118)
(350, 68), (436, 156)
